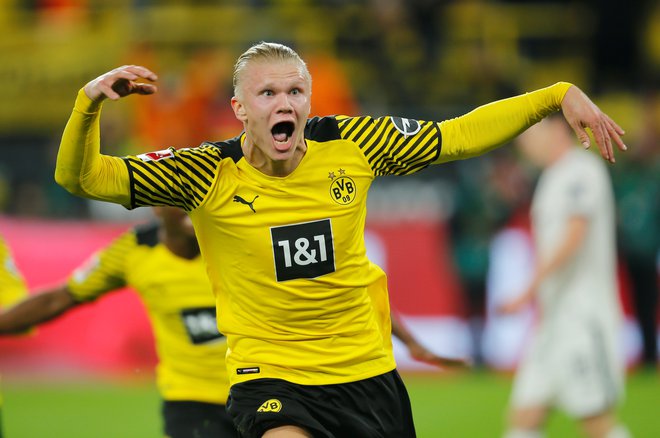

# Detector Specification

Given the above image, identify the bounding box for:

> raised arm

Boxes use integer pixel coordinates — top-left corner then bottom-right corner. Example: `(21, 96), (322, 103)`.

(0, 284), (77, 334)
(55, 65), (158, 206)
(438, 83), (625, 164)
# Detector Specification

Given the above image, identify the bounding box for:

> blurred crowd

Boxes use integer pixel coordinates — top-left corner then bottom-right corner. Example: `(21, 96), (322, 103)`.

(0, 1), (658, 365)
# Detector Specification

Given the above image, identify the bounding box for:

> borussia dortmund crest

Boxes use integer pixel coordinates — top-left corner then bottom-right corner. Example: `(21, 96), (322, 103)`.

(257, 399), (282, 413)
(328, 168), (356, 205)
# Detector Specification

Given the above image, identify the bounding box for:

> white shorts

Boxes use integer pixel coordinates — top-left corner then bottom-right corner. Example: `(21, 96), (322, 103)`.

(510, 323), (624, 418)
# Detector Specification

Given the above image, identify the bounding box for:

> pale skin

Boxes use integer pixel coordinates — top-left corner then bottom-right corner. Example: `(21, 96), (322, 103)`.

(81, 62), (626, 438)
(499, 118), (623, 438)
(230, 59), (311, 177)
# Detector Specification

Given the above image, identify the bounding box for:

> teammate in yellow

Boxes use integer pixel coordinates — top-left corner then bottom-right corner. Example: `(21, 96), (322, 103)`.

(0, 208), (238, 438)
(54, 42), (625, 437)
(0, 235), (29, 438)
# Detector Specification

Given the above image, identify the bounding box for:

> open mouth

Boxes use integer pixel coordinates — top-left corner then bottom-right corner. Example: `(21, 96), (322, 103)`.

(271, 121), (295, 143)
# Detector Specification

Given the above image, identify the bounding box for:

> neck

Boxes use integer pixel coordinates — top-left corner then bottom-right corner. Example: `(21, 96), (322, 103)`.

(241, 137), (307, 177)
(549, 142), (572, 165)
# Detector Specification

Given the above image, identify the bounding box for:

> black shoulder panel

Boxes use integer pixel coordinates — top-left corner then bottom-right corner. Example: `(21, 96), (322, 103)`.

(135, 222), (160, 247)
(205, 135), (244, 163)
(305, 116), (341, 142)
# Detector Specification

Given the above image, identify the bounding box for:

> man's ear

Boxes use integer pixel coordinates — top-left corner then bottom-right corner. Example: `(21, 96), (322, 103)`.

(231, 96), (247, 122)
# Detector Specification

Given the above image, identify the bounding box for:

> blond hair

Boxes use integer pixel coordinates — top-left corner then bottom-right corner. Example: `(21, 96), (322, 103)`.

(232, 42), (310, 96)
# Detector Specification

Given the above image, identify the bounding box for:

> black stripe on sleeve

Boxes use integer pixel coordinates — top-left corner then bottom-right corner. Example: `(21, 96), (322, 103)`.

(124, 158), (137, 209)
(339, 115), (441, 176)
(123, 145), (224, 211)
(304, 116), (341, 142)
(338, 116), (372, 142)
(374, 124), (437, 174)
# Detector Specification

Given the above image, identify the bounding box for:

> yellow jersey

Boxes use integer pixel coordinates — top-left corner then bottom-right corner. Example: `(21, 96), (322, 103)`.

(0, 235), (28, 311)
(123, 115), (444, 386)
(0, 234), (29, 407)
(57, 82), (570, 387)
(67, 223), (228, 403)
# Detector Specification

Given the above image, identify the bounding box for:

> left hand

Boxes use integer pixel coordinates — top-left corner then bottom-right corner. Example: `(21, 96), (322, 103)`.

(561, 85), (626, 163)
(408, 343), (471, 369)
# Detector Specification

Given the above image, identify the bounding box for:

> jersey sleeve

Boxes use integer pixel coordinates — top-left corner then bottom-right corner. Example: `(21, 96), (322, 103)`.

(0, 236), (28, 309)
(564, 158), (602, 219)
(56, 89), (133, 206)
(335, 115), (441, 176)
(56, 89), (222, 211)
(437, 82), (573, 163)
(122, 144), (222, 211)
(67, 230), (136, 302)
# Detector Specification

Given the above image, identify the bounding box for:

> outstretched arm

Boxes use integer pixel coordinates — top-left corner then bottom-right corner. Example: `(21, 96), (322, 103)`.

(55, 65), (158, 205)
(391, 311), (469, 369)
(438, 83), (625, 164)
(0, 285), (78, 334)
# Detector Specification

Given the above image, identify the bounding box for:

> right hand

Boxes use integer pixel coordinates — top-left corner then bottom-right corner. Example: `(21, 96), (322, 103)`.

(83, 65), (158, 102)
(561, 85), (626, 163)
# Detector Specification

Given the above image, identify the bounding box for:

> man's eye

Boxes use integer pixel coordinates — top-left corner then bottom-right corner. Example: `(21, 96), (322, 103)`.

(290, 89), (300, 95)
(263, 90), (273, 96)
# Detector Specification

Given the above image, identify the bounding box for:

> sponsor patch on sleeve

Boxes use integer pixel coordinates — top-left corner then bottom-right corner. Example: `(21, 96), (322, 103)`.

(136, 149), (175, 162)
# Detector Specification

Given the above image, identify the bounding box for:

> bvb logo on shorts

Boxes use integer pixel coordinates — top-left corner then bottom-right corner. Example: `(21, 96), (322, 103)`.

(257, 399), (282, 413)
(328, 168), (356, 205)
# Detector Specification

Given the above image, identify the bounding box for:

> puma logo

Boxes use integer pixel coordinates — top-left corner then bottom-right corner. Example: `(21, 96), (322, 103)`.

(233, 195), (259, 213)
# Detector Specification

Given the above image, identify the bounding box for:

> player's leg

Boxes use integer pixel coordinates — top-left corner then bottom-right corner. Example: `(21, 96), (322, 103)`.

(579, 410), (631, 438)
(558, 327), (628, 438)
(505, 405), (549, 437)
(262, 425), (313, 437)
(504, 338), (553, 437)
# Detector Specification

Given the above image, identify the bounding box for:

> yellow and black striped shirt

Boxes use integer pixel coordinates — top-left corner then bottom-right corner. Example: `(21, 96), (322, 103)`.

(67, 223), (229, 403)
(121, 114), (443, 385)
(57, 82), (571, 386)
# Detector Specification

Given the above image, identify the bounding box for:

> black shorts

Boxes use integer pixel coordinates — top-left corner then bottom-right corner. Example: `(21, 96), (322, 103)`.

(227, 369), (416, 438)
(162, 400), (239, 438)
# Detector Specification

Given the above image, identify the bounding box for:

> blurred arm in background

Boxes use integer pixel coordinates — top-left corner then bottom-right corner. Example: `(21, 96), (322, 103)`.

(391, 311), (470, 369)
(0, 285), (76, 335)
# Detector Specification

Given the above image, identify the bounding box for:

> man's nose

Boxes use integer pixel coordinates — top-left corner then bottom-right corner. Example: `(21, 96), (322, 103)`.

(275, 93), (294, 112)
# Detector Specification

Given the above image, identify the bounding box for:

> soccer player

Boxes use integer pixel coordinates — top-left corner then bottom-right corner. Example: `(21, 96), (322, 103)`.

(0, 234), (30, 438)
(54, 42), (625, 437)
(0, 207), (238, 438)
(499, 115), (630, 438)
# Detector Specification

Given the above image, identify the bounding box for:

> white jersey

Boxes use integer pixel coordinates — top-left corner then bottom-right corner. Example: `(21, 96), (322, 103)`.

(531, 148), (621, 334)
(511, 148), (625, 417)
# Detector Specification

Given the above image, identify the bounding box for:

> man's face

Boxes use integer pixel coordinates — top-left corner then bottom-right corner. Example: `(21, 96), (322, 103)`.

(517, 118), (565, 168)
(231, 59), (311, 162)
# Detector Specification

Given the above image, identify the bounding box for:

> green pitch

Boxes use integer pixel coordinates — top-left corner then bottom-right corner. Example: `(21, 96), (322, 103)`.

(2, 370), (658, 437)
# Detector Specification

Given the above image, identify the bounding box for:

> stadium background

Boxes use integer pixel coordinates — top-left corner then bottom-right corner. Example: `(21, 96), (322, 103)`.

(0, 1), (658, 436)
